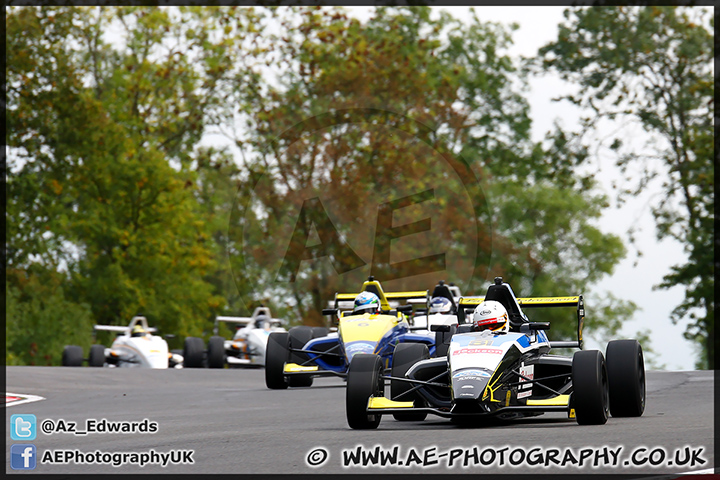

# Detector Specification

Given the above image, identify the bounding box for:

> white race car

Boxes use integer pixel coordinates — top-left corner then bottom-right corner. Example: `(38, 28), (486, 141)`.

(61, 316), (183, 369)
(183, 307), (287, 368)
(410, 280), (462, 328)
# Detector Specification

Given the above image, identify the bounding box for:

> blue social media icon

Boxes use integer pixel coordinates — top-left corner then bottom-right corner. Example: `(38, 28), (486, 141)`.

(11, 414), (36, 440)
(11, 444), (37, 470)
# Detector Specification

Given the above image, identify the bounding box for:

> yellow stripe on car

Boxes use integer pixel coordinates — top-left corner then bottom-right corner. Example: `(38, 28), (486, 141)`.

(283, 363), (319, 373)
(526, 394), (570, 406)
(517, 297), (580, 305)
(367, 397), (414, 409)
(384, 291), (428, 299)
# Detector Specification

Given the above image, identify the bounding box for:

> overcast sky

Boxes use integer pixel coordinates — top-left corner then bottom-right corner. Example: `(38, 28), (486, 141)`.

(438, 6), (697, 370)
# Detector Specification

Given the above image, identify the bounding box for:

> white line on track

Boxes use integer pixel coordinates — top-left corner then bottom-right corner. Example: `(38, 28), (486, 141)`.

(5, 392), (46, 407)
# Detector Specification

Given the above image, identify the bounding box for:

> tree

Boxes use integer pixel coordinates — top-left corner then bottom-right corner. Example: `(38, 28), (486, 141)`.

(227, 6), (632, 337)
(537, 6), (714, 368)
(5, 6), (261, 359)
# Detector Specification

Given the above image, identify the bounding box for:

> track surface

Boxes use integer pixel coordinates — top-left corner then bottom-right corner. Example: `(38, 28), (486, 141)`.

(5, 366), (714, 475)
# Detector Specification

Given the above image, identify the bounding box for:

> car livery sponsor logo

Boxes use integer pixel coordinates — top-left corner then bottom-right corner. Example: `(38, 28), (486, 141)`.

(452, 370), (491, 378)
(517, 364), (534, 399)
(452, 347), (503, 356)
(345, 342), (375, 357)
(469, 338), (493, 346)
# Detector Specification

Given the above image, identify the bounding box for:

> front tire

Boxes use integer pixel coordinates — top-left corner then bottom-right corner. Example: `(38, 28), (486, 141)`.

(346, 354), (384, 429)
(183, 337), (205, 368)
(265, 332), (290, 389)
(62, 345), (84, 366)
(88, 344), (105, 367)
(288, 326), (314, 387)
(572, 350), (609, 425)
(391, 343), (429, 421)
(207, 336), (226, 369)
(606, 339), (646, 417)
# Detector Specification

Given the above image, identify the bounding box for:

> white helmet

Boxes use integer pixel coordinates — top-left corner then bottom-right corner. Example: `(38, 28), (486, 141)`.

(472, 300), (509, 333)
(428, 297), (453, 314)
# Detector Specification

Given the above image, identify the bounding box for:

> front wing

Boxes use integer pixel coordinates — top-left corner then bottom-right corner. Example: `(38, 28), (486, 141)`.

(363, 392), (575, 419)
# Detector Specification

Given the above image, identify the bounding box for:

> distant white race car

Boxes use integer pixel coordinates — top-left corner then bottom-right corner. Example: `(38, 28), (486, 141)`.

(411, 280), (463, 329)
(183, 307), (287, 368)
(61, 316), (183, 369)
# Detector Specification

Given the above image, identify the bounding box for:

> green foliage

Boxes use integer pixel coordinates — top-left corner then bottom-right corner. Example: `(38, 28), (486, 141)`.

(230, 6), (629, 338)
(6, 6), (261, 361)
(6, 269), (95, 366)
(537, 6), (714, 368)
(6, 6), (638, 364)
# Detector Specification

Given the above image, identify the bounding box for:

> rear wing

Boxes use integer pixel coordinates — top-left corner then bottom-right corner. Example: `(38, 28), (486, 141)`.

(94, 326), (157, 335)
(213, 307), (284, 335)
(331, 277), (428, 312)
(94, 315), (158, 335)
(457, 295), (585, 349)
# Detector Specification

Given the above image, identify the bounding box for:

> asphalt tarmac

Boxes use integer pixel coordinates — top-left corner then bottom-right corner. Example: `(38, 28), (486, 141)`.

(4, 366), (715, 476)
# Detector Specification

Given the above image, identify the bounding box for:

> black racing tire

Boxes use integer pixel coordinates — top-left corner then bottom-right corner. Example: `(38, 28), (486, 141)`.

(88, 344), (105, 367)
(62, 345), (84, 367)
(288, 326), (314, 364)
(433, 325), (456, 358)
(311, 327), (329, 339)
(606, 339), (646, 417)
(207, 336), (226, 369)
(265, 332), (290, 389)
(391, 343), (429, 421)
(183, 337), (205, 368)
(288, 326), (314, 387)
(346, 354), (384, 429)
(572, 350), (609, 425)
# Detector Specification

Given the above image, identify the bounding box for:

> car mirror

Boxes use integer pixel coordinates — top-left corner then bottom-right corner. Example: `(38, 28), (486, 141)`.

(397, 305), (413, 314)
(527, 322), (550, 331)
(322, 308), (337, 316)
(430, 324), (451, 332)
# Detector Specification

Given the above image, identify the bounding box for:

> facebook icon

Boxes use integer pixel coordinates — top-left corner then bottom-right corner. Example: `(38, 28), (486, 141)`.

(11, 444), (37, 470)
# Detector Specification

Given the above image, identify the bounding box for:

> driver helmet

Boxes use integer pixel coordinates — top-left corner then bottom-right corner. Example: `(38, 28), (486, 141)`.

(353, 291), (381, 315)
(428, 297), (453, 314)
(472, 300), (509, 333)
(254, 314), (270, 329)
(131, 325), (147, 337)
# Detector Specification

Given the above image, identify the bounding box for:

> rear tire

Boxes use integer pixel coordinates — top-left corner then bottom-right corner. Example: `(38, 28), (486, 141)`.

(606, 339), (646, 417)
(265, 332), (289, 389)
(346, 354), (384, 429)
(183, 337), (205, 368)
(88, 344), (105, 367)
(311, 327), (329, 338)
(62, 345), (84, 366)
(391, 343), (429, 421)
(572, 350), (609, 425)
(434, 325), (456, 358)
(207, 336), (226, 369)
(288, 326), (314, 387)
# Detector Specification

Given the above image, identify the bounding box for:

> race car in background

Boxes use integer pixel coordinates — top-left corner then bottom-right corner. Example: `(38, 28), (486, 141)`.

(345, 277), (646, 428)
(183, 307), (287, 368)
(62, 316), (183, 369)
(410, 280), (463, 353)
(264, 276), (436, 389)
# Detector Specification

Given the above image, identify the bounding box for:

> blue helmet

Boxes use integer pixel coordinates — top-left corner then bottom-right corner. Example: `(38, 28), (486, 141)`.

(353, 291), (381, 315)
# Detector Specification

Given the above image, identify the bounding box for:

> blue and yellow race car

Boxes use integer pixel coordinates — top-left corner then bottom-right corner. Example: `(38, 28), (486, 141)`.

(264, 277), (436, 389)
